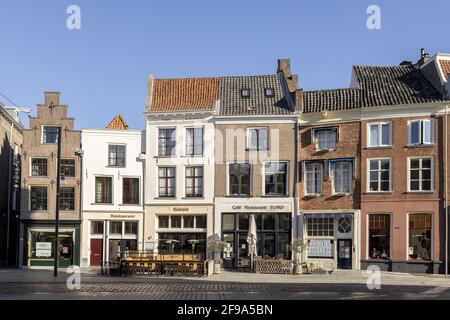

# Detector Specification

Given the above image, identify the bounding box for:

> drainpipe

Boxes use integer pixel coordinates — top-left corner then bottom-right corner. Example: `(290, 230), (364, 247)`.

(6, 123), (14, 267)
(293, 120), (299, 262)
(75, 148), (84, 267)
(445, 104), (448, 276)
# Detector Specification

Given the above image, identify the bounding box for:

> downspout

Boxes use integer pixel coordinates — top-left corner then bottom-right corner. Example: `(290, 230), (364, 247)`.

(78, 149), (83, 267)
(6, 123), (14, 266)
(141, 151), (146, 251)
(445, 104), (448, 276)
(293, 119), (299, 262)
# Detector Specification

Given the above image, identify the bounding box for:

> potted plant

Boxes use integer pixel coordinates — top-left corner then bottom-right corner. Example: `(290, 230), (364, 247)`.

(289, 238), (309, 275)
(207, 239), (226, 274)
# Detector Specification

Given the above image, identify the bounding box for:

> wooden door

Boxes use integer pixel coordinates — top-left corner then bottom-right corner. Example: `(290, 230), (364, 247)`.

(90, 239), (103, 266)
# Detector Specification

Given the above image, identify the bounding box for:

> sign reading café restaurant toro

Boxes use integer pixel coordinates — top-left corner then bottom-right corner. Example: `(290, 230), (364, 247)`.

(221, 203), (292, 213)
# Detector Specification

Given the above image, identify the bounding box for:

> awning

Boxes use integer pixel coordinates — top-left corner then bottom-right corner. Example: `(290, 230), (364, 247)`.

(304, 213), (353, 219)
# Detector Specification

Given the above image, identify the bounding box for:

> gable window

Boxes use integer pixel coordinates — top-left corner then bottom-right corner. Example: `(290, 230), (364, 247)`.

(59, 187), (75, 211)
(228, 163), (251, 196)
(31, 186), (47, 211)
(95, 177), (112, 204)
(368, 122), (392, 147)
(42, 126), (59, 144)
(409, 157), (433, 192)
(241, 88), (251, 98)
(31, 158), (48, 176)
(122, 178), (139, 204)
(158, 167), (176, 197)
(409, 119), (434, 145)
(248, 128), (268, 151)
(186, 127), (203, 156)
(332, 161), (352, 194)
(158, 128), (176, 156)
(304, 162), (323, 195)
(264, 161), (288, 196)
(60, 159), (75, 177)
(185, 166), (203, 198)
(108, 145), (125, 167)
(408, 213), (432, 261)
(264, 88), (275, 97)
(368, 159), (391, 192)
(368, 214), (390, 260)
(313, 128), (337, 151)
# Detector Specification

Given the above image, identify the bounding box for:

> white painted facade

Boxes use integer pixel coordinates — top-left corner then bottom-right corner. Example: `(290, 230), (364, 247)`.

(80, 128), (145, 267)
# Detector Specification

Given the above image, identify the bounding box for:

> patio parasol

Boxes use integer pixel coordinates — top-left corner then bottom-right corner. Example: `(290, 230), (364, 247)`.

(247, 214), (257, 269)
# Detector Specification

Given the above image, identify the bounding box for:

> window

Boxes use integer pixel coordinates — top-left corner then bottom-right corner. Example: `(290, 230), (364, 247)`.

(368, 123), (392, 147)
(247, 128), (268, 151)
(241, 88), (251, 97)
(43, 126), (59, 144)
(95, 177), (112, 204)
(306, 217), (334, 237)
(109, 221), (122, 234)
(196, 216), (207, 229)
(90, 221), (104, 234)
(186, 127), (203, 156)
(31, 158), (48, 176)
(264, 161), (288, 196)
(30, 186), (47, 211)
(332, 161), (352, 194)
(158, 167), (176, 197)
(108, 145), (125, 166)
(408, 213), (432, 261)
(338, 217), (352, 233)
(314, 129), (337, 151)
(185, 166), (203, 197)
(222, 214), (235, 230)
(59, 187), (75, 211)
(264, 88), (274, 97)
(368, 159), (391, 192)
(368, 214), (390, 260)
(158, 216), (169, 228)
(158, 128), (176, 156)
(125, 222), (138, 235)
(304, 162), (323, 195)
(61, 159), (75, 177)
(171, 216), (182, 228)
(122, 178), (139, 204)
(184, 216), (194, 228)
(228, 163), (251, 196)
(409, 158), (433, 192)
(409, 119), (434, 145)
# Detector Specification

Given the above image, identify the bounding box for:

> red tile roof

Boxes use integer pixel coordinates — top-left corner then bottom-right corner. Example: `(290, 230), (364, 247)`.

(440, 60), (450, 80)
(106, 114), (129, 130)
(150, 78), (219, 112)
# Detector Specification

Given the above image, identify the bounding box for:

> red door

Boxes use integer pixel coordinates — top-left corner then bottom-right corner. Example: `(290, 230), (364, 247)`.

(90, 239), (103, 266)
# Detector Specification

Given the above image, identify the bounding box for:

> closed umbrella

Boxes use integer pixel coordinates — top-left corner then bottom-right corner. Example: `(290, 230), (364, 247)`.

(247, 214), (257, 269)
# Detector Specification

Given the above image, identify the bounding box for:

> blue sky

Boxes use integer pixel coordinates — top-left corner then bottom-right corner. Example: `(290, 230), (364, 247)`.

(1, 0), (449, 130)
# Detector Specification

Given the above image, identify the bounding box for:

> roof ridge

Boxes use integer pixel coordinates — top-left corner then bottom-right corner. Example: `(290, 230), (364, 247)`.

(153, 74), (278, 81)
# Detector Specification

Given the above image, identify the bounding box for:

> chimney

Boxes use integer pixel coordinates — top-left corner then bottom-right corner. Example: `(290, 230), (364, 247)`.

(418, 48), (430, 65)
(277, 58), (298, 93)
(44, 91), (60, 106)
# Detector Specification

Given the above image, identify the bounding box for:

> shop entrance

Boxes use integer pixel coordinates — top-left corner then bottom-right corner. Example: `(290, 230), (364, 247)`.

(337, 239), (352, 269)
(108, 239), (137, 262)
(90, 239), (103, 266)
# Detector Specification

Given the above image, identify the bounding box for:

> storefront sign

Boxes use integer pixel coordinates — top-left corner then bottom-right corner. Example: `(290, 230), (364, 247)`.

(308, 239), (333, 258)
(111, 214), (136, 219)
(36, 242), (52, 257)
(172, 207), (189, 212)
(222, 203), (291, 213)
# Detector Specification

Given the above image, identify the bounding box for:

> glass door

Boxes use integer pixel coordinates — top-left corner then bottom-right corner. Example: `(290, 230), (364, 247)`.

(237, 233), (249, 268)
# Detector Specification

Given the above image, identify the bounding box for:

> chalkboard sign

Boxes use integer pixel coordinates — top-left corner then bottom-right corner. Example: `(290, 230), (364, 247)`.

(308, 239), (334, 258)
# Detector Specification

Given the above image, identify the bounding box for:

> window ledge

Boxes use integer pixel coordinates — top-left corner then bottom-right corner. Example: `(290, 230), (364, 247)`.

(365, 191), (393, 195)
(225, 195), (252, 198)
(106, 165), (126, 168)
(153, 155), (176, 159)
(119, 203), (140, 206)
(181, 197), (205, 200)
(154, 197), (177, 200)
(365, 146), (392, 150)
(331, 193), (351, 197)
(181, 155), (204, 158)
(302, 194), (321, 198)
(91, 203), (113, 205)
(406, 144), (435, 148)
(262, 194), (289, 198)
(315, 149), (336, 153)
(406, 191), (435, 194)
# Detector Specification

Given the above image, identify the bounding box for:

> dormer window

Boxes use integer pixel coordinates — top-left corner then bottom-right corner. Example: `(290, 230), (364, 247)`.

(265, 88), (275, 97)
(241, 89), (251, 98)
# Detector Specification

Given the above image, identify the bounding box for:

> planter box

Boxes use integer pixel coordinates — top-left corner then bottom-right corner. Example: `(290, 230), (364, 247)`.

(254, 259), (293, 274)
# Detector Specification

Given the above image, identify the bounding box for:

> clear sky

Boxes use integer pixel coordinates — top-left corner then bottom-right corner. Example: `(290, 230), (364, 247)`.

(1, 0), (449, 130)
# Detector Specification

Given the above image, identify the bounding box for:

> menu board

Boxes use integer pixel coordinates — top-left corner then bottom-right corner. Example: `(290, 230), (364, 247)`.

(308, 239), (333, 258)
(36, 242), (52, 257)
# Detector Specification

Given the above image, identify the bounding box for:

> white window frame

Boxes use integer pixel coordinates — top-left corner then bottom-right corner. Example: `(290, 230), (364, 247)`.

(408, 119), (434, 146)
(366, 158), (392, 193)
(184, 165), (204, 198)
(185, 126), (204, 157)
(331, 161), (352, 195)
(314, 129), (337, 151)
(157, 127), (177, 157)
(407, 157), (434, 192)
(262, 161), (289, 196)
(226, 161), (253, 196)
(246, 127), (269, 151)
(304, 162), (323, 196)
(157, 166), (177, 198)
(367, 122), (392, 148)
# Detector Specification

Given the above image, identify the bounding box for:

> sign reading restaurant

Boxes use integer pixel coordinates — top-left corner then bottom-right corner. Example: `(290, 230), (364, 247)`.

(221, 203), (292, 213)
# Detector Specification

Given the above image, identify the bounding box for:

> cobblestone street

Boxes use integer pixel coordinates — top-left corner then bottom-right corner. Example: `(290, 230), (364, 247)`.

(1, 269), (450, 300)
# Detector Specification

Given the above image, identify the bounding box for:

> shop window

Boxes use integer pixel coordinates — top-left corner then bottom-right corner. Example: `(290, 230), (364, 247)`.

(304, 162), (323, 195)
(171, 216), (182, 228)
(368, 159), (391, 192)
(222, 214), (235, 230)
(59, 187), (75, 211)
(158, 216), (169, 228)
(185, 166), (203, 197)
(109, 221), (122, 235)
(409, 158), (433, 192)
(42, 126), (59, 144)
(332, 161), (352, 194)
(30, 186), (47, 211)
(122, 178), (139, 204)
(368, 214), (390, 260)
(108, 144), (126, 167)
(278, 233), (291, 259)
(247, 128), (268, 151)
(263, 214), (275, 230)
(408, 213), (432, 261)
(158, 167), (176, 197)
(186, 127), (203, 156)
(124, 222), (138, 235)
(158, 128), (176, 156)
(238, 214), (249, 230)
(90, 221), (104, 234)
(228, 163), (251, 196)
(184, 216), (195, 228)
(95, 177), (112, 204)
(306, 217), (334, 237)
(61, 159), (75, 177)
(264, 161), (288, 196)
(277, 214), (291, 230)
(368, 122), (392, 147)
(196, 215), (207, 229)
(409, 119), (434, 145)
(31, 158), (48, 176)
